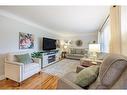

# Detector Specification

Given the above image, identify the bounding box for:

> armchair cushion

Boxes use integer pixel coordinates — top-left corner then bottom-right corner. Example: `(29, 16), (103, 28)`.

(15, 53), (31, 64)
(24, 63), (40, 73)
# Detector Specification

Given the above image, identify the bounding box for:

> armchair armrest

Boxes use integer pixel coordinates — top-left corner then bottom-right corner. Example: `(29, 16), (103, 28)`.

(5, 61), (24, 82)
(5, 61), (24, 66)
(32, 58), (41, 64)
(57, 78), (82, 89)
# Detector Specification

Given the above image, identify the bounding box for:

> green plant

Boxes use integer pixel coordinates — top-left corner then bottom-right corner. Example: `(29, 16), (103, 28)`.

(31, 52), (42, 58)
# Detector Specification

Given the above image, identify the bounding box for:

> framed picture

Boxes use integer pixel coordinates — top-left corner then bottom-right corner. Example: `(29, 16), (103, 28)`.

(75, 40), (83, 47)
(19, 32), (34, 49)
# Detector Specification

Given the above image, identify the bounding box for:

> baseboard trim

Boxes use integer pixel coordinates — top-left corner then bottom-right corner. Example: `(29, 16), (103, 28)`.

(0, 75), (5, 80)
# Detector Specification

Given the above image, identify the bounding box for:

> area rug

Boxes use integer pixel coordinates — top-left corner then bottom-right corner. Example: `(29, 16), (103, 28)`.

(42, 59), (80, 78)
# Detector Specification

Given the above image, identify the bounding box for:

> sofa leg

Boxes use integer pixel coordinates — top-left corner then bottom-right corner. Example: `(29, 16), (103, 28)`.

(38, 71), (41, 74)
(17, 82), (22, 86)
(6, 78), (9, 80)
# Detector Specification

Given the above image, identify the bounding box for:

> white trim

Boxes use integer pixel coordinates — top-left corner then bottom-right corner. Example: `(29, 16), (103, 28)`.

(0, 75), (5, 80)
(59, 32), (97, 38)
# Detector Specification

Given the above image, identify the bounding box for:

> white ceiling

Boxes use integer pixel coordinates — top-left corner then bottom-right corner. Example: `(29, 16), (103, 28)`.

(0, 6), (110, 36)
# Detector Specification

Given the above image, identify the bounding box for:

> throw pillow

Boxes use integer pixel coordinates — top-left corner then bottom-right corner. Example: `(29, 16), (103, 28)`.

(70, 49), (75, 54)
(74, 65), (99, 88)
(15, 53), (31, 64)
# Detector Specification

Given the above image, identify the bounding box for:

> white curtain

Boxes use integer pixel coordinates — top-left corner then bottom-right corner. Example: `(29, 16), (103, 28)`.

(99, 6), (121, 54)
(109, 6), (121, 54)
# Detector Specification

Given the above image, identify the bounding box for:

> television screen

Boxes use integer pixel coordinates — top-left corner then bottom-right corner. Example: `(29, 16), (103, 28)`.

(43, 37), (56, 50)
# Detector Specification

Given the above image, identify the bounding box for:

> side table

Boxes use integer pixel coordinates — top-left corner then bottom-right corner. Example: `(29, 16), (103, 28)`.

(61, 51), (66, 58)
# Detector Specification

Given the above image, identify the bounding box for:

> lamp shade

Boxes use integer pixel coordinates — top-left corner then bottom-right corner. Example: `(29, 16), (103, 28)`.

(89, 44), (100, 52)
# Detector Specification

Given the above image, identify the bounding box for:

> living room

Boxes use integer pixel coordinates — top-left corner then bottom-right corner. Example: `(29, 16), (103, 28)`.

(0, 6), (104, 83)
(1, 1), (127, 93)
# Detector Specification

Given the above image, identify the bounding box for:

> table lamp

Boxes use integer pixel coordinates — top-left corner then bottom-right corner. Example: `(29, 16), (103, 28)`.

(63, 44), (68, 51)
(89, 44), (100, 61)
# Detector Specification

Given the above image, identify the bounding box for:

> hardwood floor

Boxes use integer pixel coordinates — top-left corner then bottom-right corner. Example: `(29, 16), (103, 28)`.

(0, 72), (59, 89)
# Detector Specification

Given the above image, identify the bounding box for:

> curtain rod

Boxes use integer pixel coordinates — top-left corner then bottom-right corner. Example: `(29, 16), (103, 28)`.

(99, 15), (110, 32)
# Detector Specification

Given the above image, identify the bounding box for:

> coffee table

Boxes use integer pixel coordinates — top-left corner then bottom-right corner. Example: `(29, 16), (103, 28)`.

(76, 57), (103, 73)
(80, 57), (103, 67)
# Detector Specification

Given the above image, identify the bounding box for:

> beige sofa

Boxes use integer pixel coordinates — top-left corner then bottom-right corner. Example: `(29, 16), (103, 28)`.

(5, 52), (41, 84)
(57, 54), (127, 89)
(66, 48), (87, 60)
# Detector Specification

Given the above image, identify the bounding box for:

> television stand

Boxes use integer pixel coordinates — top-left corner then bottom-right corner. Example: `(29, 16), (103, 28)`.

(40, 50), (59, 68)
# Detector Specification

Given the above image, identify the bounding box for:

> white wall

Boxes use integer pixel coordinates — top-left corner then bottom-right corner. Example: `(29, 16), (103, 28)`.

(0, 15), (59, 79)
(60, 33), (98, 49)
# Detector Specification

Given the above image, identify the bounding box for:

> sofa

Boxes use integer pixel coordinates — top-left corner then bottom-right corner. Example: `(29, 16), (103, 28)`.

(5, 52), (41, 85)
(57, 54), (127, 89)
(66, 48), (87, 60)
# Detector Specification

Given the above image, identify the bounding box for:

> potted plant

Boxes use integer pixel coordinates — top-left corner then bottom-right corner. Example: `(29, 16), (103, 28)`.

(31, 52), (42, 58)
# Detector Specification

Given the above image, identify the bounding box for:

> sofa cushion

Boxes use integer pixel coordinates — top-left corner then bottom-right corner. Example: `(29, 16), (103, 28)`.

(24, 63), (40, 73)
(99, 54), (127, 88)
(66, 54), (84, 58)
(70, 49), (76, 54)
(74, 65), (99, 88)
(75, 49), (82, 54)
(66, 54), (74, 57)
(73, 54), (84, 57)
(15, 53), (31, 64)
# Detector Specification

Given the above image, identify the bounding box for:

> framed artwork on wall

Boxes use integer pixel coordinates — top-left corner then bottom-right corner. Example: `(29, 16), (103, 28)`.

(19, 32), (34, 49)
(75, 40), (83, 47)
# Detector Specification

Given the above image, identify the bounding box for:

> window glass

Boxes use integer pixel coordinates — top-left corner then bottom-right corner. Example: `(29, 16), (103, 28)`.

(100, 21), (111, 53)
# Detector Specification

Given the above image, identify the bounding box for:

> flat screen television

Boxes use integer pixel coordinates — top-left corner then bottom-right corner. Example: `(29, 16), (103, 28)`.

(43, 37), (56, 51)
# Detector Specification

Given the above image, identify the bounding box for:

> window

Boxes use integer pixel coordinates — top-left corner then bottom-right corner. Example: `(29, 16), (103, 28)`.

(99, 19), (111, 53)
